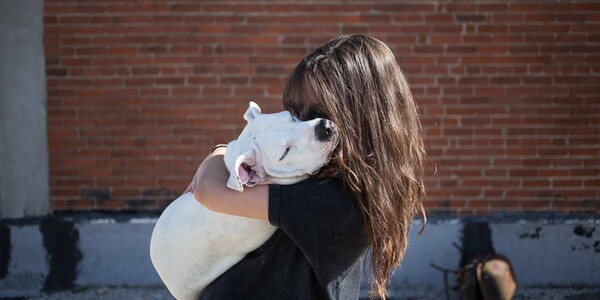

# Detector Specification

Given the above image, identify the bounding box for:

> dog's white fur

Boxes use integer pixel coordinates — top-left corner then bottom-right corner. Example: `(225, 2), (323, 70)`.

(150, 102), (338, 300)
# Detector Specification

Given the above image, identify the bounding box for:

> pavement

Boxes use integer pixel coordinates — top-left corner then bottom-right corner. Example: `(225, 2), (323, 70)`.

(1, 285), (595, 300)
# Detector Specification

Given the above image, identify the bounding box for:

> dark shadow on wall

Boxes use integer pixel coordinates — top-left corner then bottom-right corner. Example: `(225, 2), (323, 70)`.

(40, 219), (82, 292)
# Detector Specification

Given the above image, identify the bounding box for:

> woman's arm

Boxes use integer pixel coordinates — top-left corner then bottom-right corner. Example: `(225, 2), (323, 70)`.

(185, 147), (269, 221)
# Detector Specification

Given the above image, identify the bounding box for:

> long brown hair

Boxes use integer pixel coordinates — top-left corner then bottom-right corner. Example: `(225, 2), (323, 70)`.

(283, 34), (426, 299)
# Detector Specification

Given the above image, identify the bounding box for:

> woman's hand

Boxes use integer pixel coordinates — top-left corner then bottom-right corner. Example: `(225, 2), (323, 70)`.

(184, 146), (228, 195)
(185, 146), (269, 221)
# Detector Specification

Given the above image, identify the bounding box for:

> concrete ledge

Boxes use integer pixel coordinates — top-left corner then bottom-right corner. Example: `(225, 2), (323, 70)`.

(1, 215), (599, 298)
(389, 218), (600, 289)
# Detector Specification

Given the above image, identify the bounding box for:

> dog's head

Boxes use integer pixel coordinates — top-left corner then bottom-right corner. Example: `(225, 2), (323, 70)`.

(224, 102), (339, 191)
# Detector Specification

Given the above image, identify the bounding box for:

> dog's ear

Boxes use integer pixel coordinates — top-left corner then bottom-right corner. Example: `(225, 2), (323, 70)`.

(243, 101), (261, 123)
(227, 150), (256, 192)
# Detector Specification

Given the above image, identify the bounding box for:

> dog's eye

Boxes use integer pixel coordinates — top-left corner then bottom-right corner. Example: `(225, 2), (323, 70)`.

(308, 110), (325, 119)
(279, 147), (291, 161)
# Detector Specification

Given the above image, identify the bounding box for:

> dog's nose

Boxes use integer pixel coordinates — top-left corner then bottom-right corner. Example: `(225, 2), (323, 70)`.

(315, 119), (335, 142)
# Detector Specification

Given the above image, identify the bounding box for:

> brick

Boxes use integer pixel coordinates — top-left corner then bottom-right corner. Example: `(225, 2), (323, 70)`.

(571, 3), (600, 11)
(510, 4), (540, 12)
(373, 4), (436, 12)
(521, 201), (551, 208)
(456, 14), (487, 22)
(493, 14), (523, 22)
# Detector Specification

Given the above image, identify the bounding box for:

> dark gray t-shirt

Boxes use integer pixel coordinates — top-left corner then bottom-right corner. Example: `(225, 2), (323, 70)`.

(198, 178), (368, 300)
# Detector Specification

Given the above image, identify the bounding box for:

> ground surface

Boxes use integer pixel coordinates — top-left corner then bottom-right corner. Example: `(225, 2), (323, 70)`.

(2, 285), (593, 300)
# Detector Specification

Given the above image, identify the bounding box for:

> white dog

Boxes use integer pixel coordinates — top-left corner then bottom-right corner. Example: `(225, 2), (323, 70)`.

(150, 102), (338, 300)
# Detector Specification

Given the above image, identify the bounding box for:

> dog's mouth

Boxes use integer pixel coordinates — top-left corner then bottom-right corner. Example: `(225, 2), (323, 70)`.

(239, 162), (258, 187)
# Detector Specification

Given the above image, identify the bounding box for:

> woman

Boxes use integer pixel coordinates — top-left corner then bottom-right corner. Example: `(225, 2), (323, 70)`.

(188, 34), (426, 299)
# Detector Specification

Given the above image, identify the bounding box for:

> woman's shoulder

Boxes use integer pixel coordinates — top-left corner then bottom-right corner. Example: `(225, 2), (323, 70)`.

(286, 177), (353, 201)
(269, 177), (358, 225)
(268, 177), (364, 244)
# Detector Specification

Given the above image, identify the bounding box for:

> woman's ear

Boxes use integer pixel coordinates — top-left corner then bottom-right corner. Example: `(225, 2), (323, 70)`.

(227, 150), (256, 192)
(243, 101), (261, 122)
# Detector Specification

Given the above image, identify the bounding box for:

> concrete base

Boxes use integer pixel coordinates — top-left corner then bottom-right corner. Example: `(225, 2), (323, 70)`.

(1, 216), (599, 298)
(391, 219), (600, 290)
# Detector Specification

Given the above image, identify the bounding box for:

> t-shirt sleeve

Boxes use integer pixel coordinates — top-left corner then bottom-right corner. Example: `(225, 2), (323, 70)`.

(268, 179), (366, 288)
(268, 179), (355, 240)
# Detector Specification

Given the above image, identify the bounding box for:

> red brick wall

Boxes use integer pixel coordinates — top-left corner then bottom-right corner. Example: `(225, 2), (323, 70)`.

(44, 1), (600, 215)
